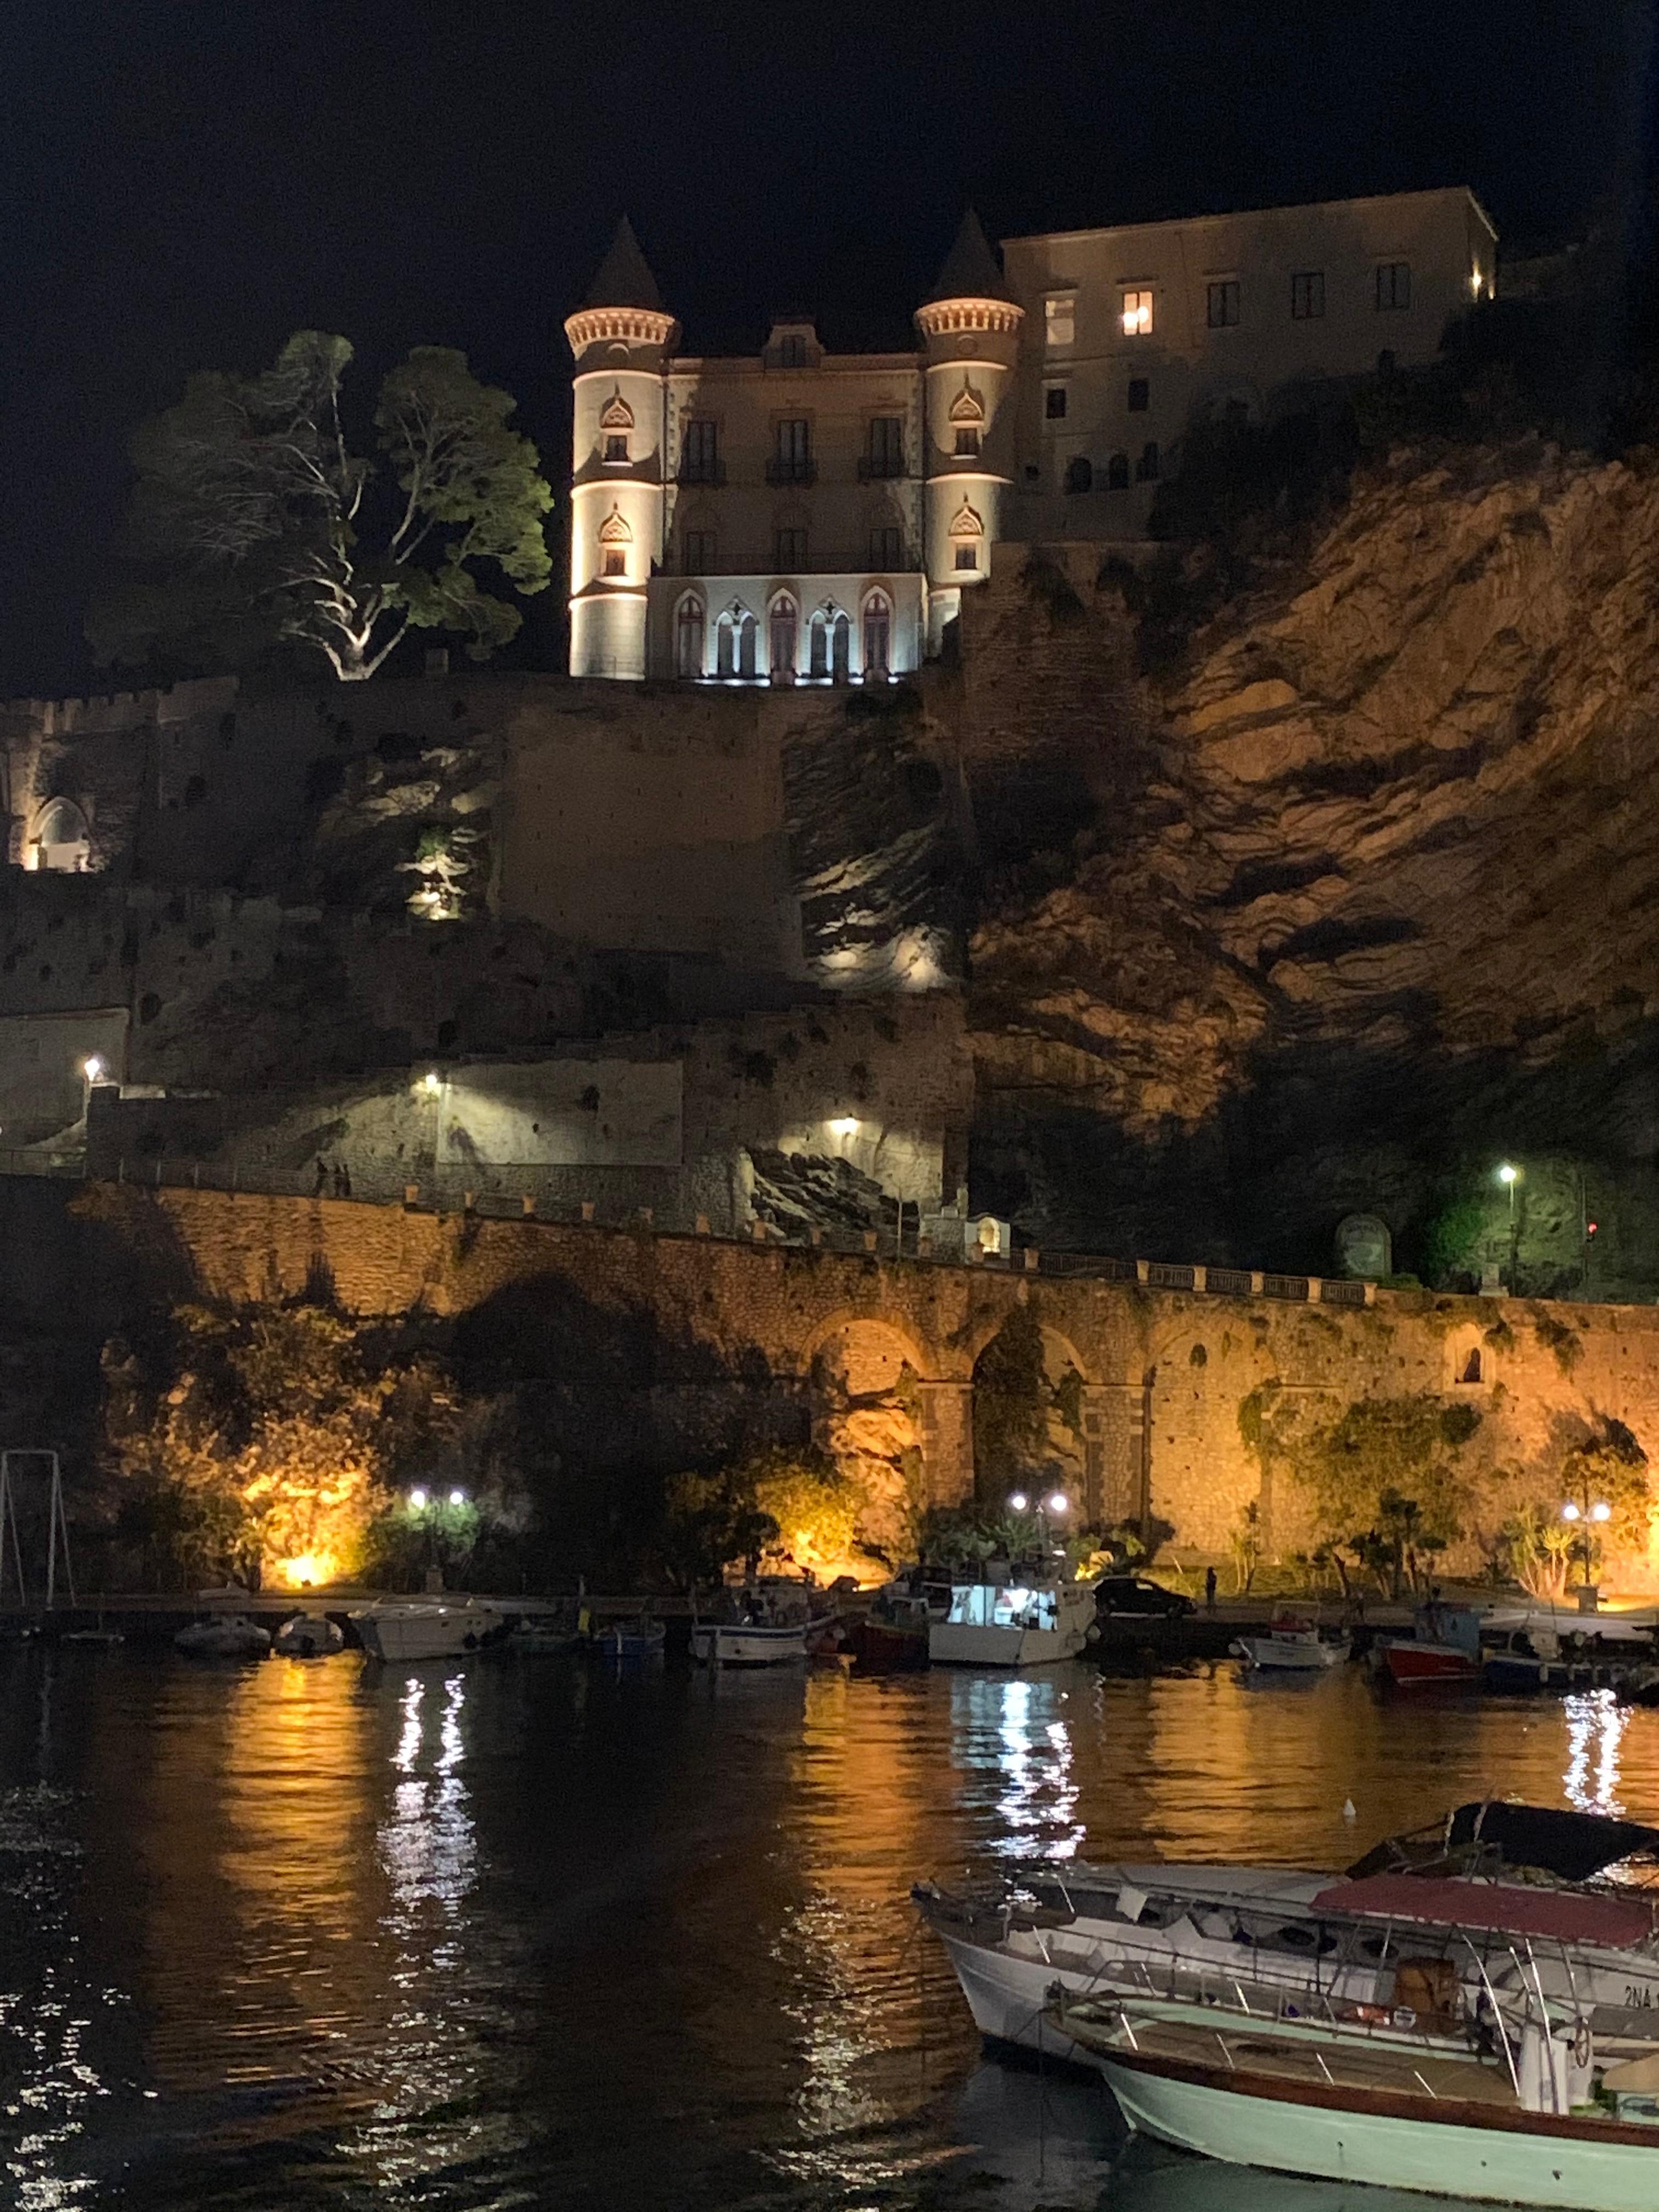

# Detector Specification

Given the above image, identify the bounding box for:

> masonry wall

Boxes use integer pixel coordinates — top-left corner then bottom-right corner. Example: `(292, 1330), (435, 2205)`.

(57, 1183), (1659, 1573)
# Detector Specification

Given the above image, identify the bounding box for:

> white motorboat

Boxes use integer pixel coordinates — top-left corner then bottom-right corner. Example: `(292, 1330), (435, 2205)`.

(274, 1611), (345, 1657)
(1057, 1976), (1659, 2212)
(690, 1617), (808, 1666)
(1233, 1615), (1351, 1672)
(929, 1574), (1098, 1667)
(175, 1614), (271, 1660)
(916, 1802), (1659, 2067)
(349, 1599), (504, 1660)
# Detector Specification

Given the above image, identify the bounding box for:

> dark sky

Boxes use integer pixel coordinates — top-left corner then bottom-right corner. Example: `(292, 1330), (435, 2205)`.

(3, 0), (1652, 696)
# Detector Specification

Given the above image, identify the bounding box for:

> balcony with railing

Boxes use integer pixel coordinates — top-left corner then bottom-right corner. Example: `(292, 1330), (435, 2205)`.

(676, 459), (726, 486)
(857, 454), (909, 481)
(764, 455), (816, 487)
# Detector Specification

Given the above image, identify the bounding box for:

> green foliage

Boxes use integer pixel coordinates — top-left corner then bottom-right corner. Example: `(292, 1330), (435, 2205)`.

(1532, 1307), (1584, 1375)
(1296, 1393), (1480, 1565)
(100, 1297), (459, 1588)
(1495, 1502), (1581, 1600)
(660, 1464), (778, 1588)
(1483, 1319), (1516, 1351)
(1420, 1196), (1488, 1288)
(89, 333), (552, 681)
(748, 1446), (860, 1575)
(1228, 1499), (1263, 1595)
(972, 1306), (1079, 1502)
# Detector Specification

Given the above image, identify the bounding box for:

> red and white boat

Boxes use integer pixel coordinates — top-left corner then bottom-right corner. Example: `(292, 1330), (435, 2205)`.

(1376, 1600), (1482, 1687)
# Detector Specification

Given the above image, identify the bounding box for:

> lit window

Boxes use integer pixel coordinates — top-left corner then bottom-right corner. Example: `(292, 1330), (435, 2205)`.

(1291, 270), (1325, 320)
(1127, 377), (1149, 413)
(1135, 441), (1159, 482)
(1064, 455), (1092, 494)
(862, 591), (891, 676)
(954, 545), (977, 571)
(1045, 295), (1075, 348)
(604, 433), (629, 462)
(1045, 385), (1068, 420)
(775, 526), (807, 571)
(1121, 288), (1154, 336)
(1206, 280), (1239, 329)
(1375, 262), (1410, 312)
(953, 426), (981, 456)
(868, 524), (902, 569)
(683, 529), (716, 572)
(603, 550), (627, 578)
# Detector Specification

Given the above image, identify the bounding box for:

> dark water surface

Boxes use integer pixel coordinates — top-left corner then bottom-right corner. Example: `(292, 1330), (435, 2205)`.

(3, 1649), (1657, 2210)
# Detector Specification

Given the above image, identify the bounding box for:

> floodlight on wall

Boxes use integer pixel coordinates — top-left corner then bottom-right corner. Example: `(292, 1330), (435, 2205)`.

(828, 1116), (859, 1137)
(82, 1055), (105, 1082)
(423, 1071), (442, 1096)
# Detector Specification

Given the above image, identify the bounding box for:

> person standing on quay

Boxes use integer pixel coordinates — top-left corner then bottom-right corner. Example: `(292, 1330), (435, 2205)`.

(1205, 1565), (1218, 1613)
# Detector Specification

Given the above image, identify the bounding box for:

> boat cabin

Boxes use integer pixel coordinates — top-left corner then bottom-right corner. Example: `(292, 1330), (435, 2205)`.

(946, 1582), (1059, 1634)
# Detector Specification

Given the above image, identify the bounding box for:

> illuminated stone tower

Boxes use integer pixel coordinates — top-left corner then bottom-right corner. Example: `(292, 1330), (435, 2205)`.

(915, 212), (1024, 653)
(565, 218), (676, 680)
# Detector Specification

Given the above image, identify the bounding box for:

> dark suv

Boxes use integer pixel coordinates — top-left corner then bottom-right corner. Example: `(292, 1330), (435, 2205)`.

(1094, 1576), (1196, 1621)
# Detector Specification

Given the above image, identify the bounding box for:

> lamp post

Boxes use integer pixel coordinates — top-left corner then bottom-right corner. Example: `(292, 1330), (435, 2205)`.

(1007, 1487), (1069, 1562)
(1560, 1487), (1611, 1612)
(1497, 1162), (1520, 1290)
(408, 1483), (468, 1592)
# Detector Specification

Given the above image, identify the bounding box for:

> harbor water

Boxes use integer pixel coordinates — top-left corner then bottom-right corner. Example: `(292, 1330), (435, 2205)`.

(3, 1648), (1658, 2209)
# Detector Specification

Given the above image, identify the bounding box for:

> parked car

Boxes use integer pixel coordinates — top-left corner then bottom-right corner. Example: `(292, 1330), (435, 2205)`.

(1094, 1576), (1196, 1621)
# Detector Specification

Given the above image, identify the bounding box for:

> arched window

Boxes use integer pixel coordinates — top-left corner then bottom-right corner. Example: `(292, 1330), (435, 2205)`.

(1459, 1348), (1483, 1385)
(715, 613), (736, 679)
(1136, 441), (1160, 482)
(831, 611), (851, 682)
(809, 611), (830, 680)
(768, 594), (798, 682)
(1107, 452), (1130, 490)
(737, 611), (757, 680)
(33, 798), (90, 872)
(675, 596), (706, 679)
(598, 505), (632, 581)
(1064, 455), (1093, 494)
(862, 591), (891, 679)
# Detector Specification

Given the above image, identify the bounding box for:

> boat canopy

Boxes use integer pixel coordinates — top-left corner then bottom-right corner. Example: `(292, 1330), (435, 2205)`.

(1311, 1872), (1658, 1950)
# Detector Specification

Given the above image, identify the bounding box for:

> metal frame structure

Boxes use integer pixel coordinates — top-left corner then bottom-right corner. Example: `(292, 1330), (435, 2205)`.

(0, 1449), (75, 1608)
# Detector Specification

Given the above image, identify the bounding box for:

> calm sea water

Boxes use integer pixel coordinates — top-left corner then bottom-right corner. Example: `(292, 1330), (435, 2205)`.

(2, 1647), (1657, 2211)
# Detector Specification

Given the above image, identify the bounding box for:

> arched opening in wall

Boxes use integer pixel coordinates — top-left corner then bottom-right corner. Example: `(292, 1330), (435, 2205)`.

(1107, 452), (1130, 490)
(675, 594), (706, 679)
(808, 610), (830, 680)
(806, 1317), (929, 1565)
(862, 590), (891, 679)
(32, 798), (90, 872)
(737, 610), (757, 679)
(970, 1308), (1087, 1515)
(831, 610), (851, 682)
(768, 593), (798, 682)
(1064, 455), (1093, 495)
(1446, 1325), (1489, 1390)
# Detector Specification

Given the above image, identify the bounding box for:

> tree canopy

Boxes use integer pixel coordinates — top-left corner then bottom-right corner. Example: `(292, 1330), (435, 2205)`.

(88, 333), (553, 680)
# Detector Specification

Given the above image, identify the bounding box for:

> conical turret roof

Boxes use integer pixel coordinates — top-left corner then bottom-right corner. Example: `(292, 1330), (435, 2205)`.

(924, 210), (1015, 305)
(582, 216), (667, 312)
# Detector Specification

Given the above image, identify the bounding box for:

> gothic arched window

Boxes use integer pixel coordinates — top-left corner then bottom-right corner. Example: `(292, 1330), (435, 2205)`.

(809, 611), (830, 680)
(33, 798), (90, 872)
(862, 591), (891, 679)
(675, 596), (706, 679)
(1064, 455), (1093, 494)
(831, 611), (851, 682)
(768, 594), (798, 682)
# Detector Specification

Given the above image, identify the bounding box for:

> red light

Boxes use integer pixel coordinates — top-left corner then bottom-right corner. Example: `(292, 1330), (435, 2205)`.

(1587, 1221), (1599, 1238)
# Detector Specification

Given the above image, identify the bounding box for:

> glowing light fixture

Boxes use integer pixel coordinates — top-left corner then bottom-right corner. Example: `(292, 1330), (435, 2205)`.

(279, 1551), (336, 1588)
(828, 1115), (859, 1137)
(1047, 1491), (1070, 1516)
(1592, 1500), (1612, 1523)
(82, 1054), (105, 1081)
(409, 1485), (429, 1510)
(423, 1071), (442, 1096)
(1498, 1163), (1518, 1184)
(1008, 1490), (1030, 1512)
(448, 1487), (466, 1508)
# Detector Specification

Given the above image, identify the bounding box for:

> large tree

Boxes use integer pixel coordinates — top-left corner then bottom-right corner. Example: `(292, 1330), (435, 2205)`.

(88, 332), (553, 680)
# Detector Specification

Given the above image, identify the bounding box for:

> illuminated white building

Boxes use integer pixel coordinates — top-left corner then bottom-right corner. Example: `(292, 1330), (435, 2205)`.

(567, 187), (1496, 681)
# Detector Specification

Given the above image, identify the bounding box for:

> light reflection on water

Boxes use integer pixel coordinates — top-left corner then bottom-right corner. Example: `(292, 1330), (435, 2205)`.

(6, 1652), (1659, 2208)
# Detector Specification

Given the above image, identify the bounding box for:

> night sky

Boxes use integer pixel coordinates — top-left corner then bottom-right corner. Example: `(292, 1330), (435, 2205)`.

(3, 0), (1652, 697)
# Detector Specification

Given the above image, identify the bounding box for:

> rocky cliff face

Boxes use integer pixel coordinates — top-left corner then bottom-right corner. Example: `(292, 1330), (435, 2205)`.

(967, 445), (1659, 1283)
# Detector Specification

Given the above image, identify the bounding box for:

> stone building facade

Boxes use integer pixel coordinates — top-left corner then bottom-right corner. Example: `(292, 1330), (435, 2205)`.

(568, 188), (1496, 681)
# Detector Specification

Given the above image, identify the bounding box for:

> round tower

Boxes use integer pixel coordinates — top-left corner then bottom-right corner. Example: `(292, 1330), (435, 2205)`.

(565, 217), (677, 681)
(913, 212), (1024, 653)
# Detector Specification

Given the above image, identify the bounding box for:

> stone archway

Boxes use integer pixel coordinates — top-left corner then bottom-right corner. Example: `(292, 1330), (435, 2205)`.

(804, 1313), (935, 1561)
(969, 1306), (1092, 1514)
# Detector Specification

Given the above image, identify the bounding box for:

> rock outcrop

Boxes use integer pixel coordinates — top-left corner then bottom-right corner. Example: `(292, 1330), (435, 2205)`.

(966, 445), (1659, 1279)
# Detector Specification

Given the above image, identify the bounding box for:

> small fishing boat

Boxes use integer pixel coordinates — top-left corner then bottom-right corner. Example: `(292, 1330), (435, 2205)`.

(929, 1572), (1098, 1668)
(1233, 1614), (1350, 1672)
(274, 1611), (344, 1657)
(847, 1579), (947, 1671)
(505, 1620), (585, 1656)
(691, 1588), (810, 1667)
(592, 1616), (667, 1661)
(349, 1599), (505, 1660)
(175, 1614), (271, 1660)
(1375, 1600), (1483, 1687)
(1055, 1979), (1659, 2211)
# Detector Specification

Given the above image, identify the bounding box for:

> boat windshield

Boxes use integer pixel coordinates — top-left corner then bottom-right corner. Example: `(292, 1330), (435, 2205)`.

(948, 1584), (1058, 1631)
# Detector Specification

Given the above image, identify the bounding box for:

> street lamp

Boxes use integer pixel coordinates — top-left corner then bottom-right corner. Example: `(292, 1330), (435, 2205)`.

(1497, 1163), (1521, 1290)
(1561, 1491), (1612, 1606)
(1008, 1488), (1069, 1558)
